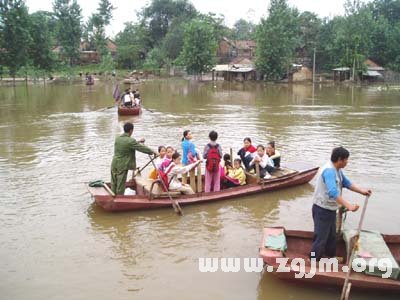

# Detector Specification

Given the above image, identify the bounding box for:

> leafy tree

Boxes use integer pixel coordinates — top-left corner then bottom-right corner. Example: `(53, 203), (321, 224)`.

(29, 11), (56, 74)
(296, 11), (321, 59)
(0, 0), (31, 79)
(162, 17), (187, 60)
(255, 0), (299, 80)
(143, 47), (165, 72)
(178, 18), (217, 79)
(86, 0), (114, 58)
(141, 0), (197, 46)
(232, 19), (255, 40)
(53, 0), (82, 66)
(115, 23), (149, 69)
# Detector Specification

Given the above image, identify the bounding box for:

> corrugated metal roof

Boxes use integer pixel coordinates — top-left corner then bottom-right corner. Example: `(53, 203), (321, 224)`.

(363, 70), (383, 77)
(333, 67), (351, 71)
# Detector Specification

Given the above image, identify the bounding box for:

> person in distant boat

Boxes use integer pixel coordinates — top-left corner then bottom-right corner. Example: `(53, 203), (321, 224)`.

(310, 146), (372, 261)
(111, 122), (156, 195)
(122, 88), (133, 107)
(237, 137), (257, 170)
(266, 141), (281, 168)
(249, 145), (274, 179)
(134, 89), (140, 99)
(166, 151), (202, 195)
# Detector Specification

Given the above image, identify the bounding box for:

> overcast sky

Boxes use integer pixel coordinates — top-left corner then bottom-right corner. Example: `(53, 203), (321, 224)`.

(26, 0), (351, 37)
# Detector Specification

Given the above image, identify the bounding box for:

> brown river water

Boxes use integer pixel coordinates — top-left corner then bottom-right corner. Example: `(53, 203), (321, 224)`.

(0, 79), (399, 300)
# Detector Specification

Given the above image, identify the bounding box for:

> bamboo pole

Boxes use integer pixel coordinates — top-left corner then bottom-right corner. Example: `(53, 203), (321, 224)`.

(196, 163), (202, 193)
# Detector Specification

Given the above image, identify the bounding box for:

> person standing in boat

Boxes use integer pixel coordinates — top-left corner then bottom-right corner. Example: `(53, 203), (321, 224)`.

(111, 122), (156, 195)
(310, 146), (372, 261)
(181, 130), (200, 189)
(203, 130), (223, 192)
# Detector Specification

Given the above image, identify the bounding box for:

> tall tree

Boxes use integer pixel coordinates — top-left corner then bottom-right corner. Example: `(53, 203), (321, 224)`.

(0, 0), (31, 79)
(178, 18), (217, 79)
(141, 0), (197, 46)
(53, 0), (82, 66)
(232, 19), (255, 40)
(255, 0), (299, 80)
(86, 0), (114, 58)
(29, 11), (56, 74)
(115, 23), (149, 69)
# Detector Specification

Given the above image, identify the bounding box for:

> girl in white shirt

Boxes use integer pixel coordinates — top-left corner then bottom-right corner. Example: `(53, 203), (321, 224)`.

(166, 152), (202, 194)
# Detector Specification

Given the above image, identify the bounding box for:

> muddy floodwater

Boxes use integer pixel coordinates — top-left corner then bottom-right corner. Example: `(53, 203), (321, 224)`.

(0, 79), (399, 300)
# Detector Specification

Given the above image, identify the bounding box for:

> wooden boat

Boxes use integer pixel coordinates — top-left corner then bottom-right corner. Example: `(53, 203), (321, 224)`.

(117, 105), (142, 116)
(259, 227), (400, 291)
(87, 162), (318, 212)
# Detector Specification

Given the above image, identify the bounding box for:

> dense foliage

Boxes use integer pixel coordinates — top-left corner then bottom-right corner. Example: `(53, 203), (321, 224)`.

(0, 0), (399, 80)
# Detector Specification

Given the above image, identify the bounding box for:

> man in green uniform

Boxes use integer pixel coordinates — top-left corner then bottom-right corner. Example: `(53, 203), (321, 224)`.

(111, 122), (156, 195)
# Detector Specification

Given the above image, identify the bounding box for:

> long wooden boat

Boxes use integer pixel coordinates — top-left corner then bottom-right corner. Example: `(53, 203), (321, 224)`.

(259, 227), (400, 291)
(117, 105), (142, 116)
(87, 162), (318, 212)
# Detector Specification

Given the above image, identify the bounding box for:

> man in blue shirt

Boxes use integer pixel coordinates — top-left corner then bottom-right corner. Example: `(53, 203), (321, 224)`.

(311, 146), (372, 261)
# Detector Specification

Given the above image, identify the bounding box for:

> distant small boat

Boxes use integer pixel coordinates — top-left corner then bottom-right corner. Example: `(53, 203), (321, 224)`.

(259, 227), (400, 291)
(117, 105), (142, 116)
(86, 76), (95, 85)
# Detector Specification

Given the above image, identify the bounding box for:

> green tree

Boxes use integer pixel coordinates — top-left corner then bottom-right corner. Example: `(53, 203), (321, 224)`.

(232, 19), (255, 40)
(115, 23), (149, 69)
(296, 11), (321, 59)
(141, 0), (197, 46)
(178, 19), (217, 79)
(143, 47), (165, 72)
(162, 17), (187, 60)
(86, 0), (114, 58)
(53, 0), (82, 66)
(255, 0), (299, 80)
(29, 11), (56, 74)
(0, 0), (31, 79)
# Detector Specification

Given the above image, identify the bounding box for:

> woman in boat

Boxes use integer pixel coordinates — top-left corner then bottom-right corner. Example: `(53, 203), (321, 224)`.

(249, 145), (274, 179)
(167, 151), (202, 195)
(237, 137), (257, 170)
(220, 153), (232, 182)
(181, 130), (200, 187)
(310, 146), (372, 261)
(224, 158), (246, 188)
(266, 141), (281, 168)
(203, 130), (223, 192)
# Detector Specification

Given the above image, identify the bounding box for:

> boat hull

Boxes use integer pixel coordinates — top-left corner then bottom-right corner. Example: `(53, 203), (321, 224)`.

(117, 106), (141, 115)
(259, 228), (400, 291)
(87, 163), (318, 212)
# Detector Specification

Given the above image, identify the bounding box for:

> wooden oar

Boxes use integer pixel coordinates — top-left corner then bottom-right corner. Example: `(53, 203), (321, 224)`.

(148, 155), (183, 216)
(340, 195), (370, 300)
(134, 155), (159, 177)
(97, 104), (116, 111)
